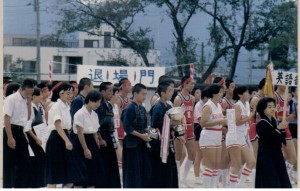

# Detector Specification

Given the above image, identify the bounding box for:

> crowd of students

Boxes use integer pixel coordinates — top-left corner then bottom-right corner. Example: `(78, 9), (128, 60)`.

(2, 74), (297, 188)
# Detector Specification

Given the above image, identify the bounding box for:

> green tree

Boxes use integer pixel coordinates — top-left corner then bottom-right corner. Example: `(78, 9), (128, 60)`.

(148, 0), (199, 77)
(56, 0), (152, 66)
(266, 2), (297, 70)
(198, 0), (296, 81)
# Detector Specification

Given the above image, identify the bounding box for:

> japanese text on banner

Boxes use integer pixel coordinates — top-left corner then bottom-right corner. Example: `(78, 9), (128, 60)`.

(77, 65), (165, 88)
(272, 71), (297, 87)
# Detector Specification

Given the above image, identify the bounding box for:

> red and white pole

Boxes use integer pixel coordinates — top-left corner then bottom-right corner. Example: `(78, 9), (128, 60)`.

(49, 61), (52, 82)
(189, 63), (194, 79)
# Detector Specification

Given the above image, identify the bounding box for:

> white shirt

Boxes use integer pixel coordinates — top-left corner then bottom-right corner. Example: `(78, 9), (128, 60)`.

(203, 99), (224, 129)
(194, 100), (205, 124)
(48, 99), (72, 130)
(3, 91), (30, 131)
(73, 105), (100, 134)
(235, 100), (250, 133)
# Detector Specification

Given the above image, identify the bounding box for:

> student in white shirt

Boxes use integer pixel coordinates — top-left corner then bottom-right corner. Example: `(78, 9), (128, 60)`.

(73, 90), (107, 188)
(3, 78), (35, 188)
(26, 88), (47, 188)
(46, 82), (85, 188)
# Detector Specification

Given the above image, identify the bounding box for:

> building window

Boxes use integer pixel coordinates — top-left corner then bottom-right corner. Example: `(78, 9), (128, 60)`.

(84, 40), (99, 48)
(12, 38), (35, 46)
(53, 56), (62, 73)
(66, 57), (82, 74)
(104, 32), (111, 48)
(22, 60), (36, 73)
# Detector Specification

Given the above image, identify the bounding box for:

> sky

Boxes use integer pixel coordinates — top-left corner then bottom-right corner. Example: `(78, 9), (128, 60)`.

(4, 0), (269, 84)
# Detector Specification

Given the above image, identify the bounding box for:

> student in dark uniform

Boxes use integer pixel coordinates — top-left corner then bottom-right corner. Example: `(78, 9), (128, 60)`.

(70, 78), (94, 144)
(149, 81), (183, 188)
(255, 97), (291, 188)
(3, 78), (35, 188)
(70, 78), (94, 121)
(26, 88), (47, 188)
(121, 83), (152, 188)
(95, 82), (121, 188)
(150, 75), (174, 106)
(46, 82), (86, 188)
(73, 90), (106, 188)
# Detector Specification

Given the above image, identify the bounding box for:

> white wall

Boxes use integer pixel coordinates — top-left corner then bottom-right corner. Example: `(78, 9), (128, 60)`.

(4, 46), (160, 81)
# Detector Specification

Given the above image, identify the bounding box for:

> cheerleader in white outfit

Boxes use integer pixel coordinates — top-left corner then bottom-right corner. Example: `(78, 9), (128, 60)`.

(199, 84), (227, 188)
(226, 86), (256, 187)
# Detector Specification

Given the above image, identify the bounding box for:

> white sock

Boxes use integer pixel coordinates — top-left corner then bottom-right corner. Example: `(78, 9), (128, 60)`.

(238, 167), (252, 187)
(211, 169), (218, 188)
(203, 168), (213, 188)
(181, 159), (193, 182)
(229, 172), (238, 188)
(222, 169), (229, 186)
(176, 160), (181, 181)
(251, 169), (256, 187)
(286, 162), (294, 182)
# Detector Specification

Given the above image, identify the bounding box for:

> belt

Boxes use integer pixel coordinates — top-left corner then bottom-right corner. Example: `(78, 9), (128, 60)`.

(11, 124), (24, 129)
(204, 127), (222, 131)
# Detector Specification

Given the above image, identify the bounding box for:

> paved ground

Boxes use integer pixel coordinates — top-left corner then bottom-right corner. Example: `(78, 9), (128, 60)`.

(178, 168), (298, 189)
(119, 168), (297, 189)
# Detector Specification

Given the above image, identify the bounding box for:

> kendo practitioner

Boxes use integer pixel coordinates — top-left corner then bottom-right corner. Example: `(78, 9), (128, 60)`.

(121, 83), (152, 188)
(95, 82), (121, 188)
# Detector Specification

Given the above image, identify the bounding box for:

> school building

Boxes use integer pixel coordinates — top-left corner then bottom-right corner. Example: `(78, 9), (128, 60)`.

(3, 25), (160, 82)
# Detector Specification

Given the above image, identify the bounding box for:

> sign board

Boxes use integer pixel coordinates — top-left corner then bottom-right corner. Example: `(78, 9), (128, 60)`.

(77, 65), (165, 87)
(33, 123), (51, 152)
(272, 71), (298, 87)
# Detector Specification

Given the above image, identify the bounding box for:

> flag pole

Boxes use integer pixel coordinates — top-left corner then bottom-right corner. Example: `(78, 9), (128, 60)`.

(282, 86), (289, 123)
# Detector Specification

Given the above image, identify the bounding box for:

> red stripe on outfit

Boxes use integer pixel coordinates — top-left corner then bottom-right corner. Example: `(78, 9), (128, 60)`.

(243, 168), (252, 173)
(203, 173), (213, 177)
(204, 168), (214, 173)
(204, 127), (222, 131)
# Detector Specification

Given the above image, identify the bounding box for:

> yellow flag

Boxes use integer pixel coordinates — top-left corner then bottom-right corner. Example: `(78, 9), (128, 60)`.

(263, 63), (274, 98)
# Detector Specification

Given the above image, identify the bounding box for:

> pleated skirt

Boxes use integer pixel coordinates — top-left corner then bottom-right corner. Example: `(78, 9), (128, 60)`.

(27, 131), (47, 188)
(99, 131), (121, 188)
(74, 133), (106, 187)
(46, 130), (86, 185)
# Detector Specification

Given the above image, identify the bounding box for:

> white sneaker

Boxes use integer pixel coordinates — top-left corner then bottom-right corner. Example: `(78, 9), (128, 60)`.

(292, 171), (298, 184)
(180, 180), (189, 188)
(195, 176), (203, 185)
(246, 176), (252, 183)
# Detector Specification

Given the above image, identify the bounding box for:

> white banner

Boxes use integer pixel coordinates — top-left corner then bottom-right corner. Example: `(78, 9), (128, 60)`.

(272, 71), (298, 87)
(33, 123), (51, 152)
(226, 109), (237, 141)
(77, 65), (165, 87)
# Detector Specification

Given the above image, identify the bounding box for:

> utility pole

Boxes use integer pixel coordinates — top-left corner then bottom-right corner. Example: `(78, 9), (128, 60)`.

(248, 50), (253, 84)
(34, 0), (41, 82)
(199, 42), (205, 77)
